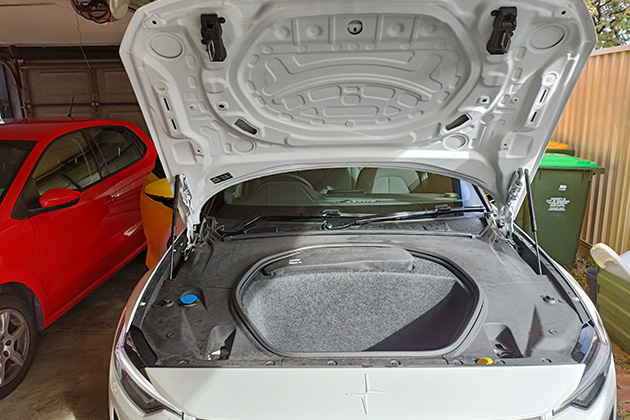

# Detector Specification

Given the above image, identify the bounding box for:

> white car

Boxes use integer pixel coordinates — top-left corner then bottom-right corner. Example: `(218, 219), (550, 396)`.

(110, 0), (617, 419)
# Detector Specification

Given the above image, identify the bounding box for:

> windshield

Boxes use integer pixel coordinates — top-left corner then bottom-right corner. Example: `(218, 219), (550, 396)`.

(210, 167), (486, 222)
(0, 140), (35, 205)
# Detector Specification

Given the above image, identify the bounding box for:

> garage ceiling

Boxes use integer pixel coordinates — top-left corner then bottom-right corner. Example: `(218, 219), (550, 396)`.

(0, 0), (138, 46)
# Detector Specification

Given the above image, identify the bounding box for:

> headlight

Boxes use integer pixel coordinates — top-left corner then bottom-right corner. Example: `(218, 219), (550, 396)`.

(553, 320), (612, 414)
(113, 316), (182, 417)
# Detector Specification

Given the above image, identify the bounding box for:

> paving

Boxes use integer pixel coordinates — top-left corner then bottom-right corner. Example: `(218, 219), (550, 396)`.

(614, 341), (630, 418)
(619, 367), (630, 412)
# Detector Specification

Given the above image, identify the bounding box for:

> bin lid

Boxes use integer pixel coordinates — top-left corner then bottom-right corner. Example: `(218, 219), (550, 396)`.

(540, 153), (598, 169)
(546, 141), (570, 150)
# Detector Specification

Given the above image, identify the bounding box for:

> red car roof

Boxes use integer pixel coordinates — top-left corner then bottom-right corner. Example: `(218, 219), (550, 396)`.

(0, 118), (141, 141)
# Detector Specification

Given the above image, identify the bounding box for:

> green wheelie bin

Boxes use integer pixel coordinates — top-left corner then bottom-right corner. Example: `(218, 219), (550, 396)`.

(516, 153), (604, 268)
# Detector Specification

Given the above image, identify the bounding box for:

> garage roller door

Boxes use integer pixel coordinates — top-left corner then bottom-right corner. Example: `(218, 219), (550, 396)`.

(20, 59), (148, 134)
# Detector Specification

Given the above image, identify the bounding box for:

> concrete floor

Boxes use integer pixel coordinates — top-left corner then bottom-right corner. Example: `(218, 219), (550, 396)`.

(0, 252), (147, 420)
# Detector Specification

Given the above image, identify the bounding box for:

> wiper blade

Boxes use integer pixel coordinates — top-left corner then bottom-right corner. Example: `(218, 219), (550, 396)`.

(357, 205), (487, 223)
(242, 212), (345, 230)
(325, 205), (487, 230)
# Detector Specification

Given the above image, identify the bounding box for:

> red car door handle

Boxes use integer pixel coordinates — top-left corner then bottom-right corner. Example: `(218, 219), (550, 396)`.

(105, 193), (121, 204)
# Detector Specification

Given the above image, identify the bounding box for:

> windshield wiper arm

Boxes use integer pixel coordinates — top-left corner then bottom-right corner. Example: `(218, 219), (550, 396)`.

(221, 206), (486, 235)
(325, 205), (487, 230)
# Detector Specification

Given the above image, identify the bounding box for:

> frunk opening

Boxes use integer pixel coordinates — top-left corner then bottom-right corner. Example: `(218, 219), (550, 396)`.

(235, 245), (479, 356)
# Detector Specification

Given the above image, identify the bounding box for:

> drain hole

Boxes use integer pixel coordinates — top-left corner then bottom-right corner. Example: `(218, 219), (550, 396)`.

(530, 111), (539, 123)
(206, 325), (237, 360)
(163, 97), (171, 112)
(171, 119), (178, 130)
(234, 118), (258, 135)
(484, 324), (523, 359)
(445, 114), (471, 131)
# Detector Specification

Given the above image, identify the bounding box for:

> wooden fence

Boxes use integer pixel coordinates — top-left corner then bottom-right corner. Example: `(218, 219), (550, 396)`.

(552, 45), (630, 255)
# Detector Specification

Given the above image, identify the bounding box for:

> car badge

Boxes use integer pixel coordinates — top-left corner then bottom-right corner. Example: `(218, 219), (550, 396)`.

(346, 374), (386, 415)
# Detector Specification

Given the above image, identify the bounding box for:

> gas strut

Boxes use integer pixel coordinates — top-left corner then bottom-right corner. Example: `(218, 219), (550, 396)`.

(524, 169), (542, 275)
(170, 175), (180, 280)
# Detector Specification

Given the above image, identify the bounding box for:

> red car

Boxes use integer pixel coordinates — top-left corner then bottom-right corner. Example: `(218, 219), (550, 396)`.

(0, 118), (156, 398)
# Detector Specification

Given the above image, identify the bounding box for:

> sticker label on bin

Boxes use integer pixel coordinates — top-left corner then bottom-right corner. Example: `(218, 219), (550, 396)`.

(547, 197), (570, 212)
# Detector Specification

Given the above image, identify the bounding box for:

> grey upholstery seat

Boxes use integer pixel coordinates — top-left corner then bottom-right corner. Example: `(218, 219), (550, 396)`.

(357, 168), (422, 193)
(0, 159), (21, 187)
(302, 168), (354, 193)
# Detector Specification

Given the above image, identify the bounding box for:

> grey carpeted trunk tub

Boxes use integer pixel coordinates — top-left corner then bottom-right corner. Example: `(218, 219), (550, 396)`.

(236, 246), (479, 355)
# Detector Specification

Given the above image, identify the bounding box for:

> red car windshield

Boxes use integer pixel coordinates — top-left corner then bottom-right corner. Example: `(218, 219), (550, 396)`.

(0, 140), (36, 204)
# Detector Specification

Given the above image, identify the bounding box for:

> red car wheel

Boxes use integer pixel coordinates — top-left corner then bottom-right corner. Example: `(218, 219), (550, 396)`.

(0, 295), (37, 399)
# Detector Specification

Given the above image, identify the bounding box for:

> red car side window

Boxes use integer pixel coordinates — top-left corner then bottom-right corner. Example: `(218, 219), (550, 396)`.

(0, 140), (35, 205)
(32, 131), (101, 197)
(87, 126), (144, 176)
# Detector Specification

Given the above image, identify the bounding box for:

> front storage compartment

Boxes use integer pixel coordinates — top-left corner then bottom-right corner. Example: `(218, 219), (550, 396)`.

(236, 245), (480, 355)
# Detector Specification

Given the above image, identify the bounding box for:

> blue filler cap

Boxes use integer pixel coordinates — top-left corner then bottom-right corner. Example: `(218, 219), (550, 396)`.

(179, 294), (199, 307)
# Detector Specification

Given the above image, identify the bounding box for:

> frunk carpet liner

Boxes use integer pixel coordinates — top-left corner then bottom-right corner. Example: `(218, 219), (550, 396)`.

(237, 246), (478, 354)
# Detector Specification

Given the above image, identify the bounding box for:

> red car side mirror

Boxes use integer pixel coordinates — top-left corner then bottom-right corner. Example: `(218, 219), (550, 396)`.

(39, 189), (80, 208)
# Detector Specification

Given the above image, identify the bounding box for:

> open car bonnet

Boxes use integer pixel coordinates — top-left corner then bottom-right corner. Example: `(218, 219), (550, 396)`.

(120, 0), (596, 231)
